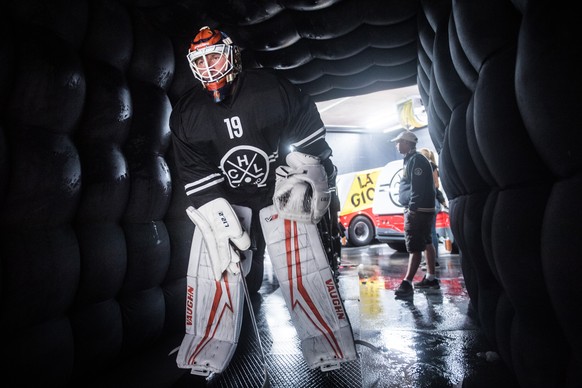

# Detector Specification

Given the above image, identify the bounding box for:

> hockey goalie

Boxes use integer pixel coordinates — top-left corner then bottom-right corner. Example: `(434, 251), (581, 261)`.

(169, 26), (357, 376)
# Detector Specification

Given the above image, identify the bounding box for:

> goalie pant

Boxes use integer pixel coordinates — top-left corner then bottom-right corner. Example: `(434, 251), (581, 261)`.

(175, 204), (357, 375)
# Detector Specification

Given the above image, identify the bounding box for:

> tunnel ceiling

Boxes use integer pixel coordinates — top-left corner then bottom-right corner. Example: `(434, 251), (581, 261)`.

(146, 0), (420, 102)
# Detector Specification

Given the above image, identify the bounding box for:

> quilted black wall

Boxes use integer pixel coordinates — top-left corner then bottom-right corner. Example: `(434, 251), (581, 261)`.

(0, 0), (579, 387)
(418, 1), (581, 387)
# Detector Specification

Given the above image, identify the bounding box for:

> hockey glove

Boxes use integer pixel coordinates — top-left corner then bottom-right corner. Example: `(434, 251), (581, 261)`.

(273, 151), (331, 224)
(186, 198), (251, 281)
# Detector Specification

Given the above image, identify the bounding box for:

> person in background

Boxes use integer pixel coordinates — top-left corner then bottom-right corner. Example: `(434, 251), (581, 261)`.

(391, 131), (439, 298)
(419, 147), (447, 268)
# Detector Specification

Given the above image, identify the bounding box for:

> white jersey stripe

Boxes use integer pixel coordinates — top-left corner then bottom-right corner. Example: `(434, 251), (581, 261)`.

(184, 173), (223, 190)
(185, 176), (224, 196)
(291, 127), (325, 149)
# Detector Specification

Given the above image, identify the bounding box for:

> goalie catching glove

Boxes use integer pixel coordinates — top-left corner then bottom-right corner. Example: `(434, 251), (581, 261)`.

(186, 198), (251, 281)
(273, 151), (331, 223)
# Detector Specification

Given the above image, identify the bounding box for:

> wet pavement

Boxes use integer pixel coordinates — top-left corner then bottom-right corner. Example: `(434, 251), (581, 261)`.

(176, 242), (519, 387)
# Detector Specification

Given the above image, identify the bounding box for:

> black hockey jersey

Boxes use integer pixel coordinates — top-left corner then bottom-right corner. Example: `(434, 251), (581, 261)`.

(170, 69), (332, 210)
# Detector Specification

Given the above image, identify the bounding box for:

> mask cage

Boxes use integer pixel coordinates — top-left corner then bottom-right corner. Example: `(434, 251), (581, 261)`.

(187, 44), (234, 84)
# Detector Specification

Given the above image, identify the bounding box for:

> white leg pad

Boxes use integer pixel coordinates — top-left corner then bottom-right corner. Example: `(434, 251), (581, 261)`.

(176, 206), (253, 376)
(259, 205), (358, 371)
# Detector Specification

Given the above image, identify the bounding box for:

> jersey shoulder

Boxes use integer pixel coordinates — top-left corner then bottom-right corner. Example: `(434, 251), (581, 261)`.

(173, 86), (207, 110)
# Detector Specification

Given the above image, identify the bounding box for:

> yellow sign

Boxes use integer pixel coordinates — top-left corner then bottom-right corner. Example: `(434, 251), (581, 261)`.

(339, 168), (382, 216)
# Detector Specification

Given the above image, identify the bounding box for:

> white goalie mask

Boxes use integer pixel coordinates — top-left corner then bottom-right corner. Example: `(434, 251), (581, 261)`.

(187, 43), (235, 84)
(187, 26), (242, 102)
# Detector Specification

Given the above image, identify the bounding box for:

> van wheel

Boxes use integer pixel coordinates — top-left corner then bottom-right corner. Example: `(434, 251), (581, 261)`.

(348, 216), (374, 246)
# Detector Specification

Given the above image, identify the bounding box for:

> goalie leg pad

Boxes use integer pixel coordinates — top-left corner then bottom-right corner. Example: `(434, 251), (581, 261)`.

(259, 205), (358, 370)
(176, 205), (253, 376)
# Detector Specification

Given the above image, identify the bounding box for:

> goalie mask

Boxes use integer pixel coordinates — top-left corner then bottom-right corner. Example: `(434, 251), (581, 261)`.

(187, 26), (242, 103)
